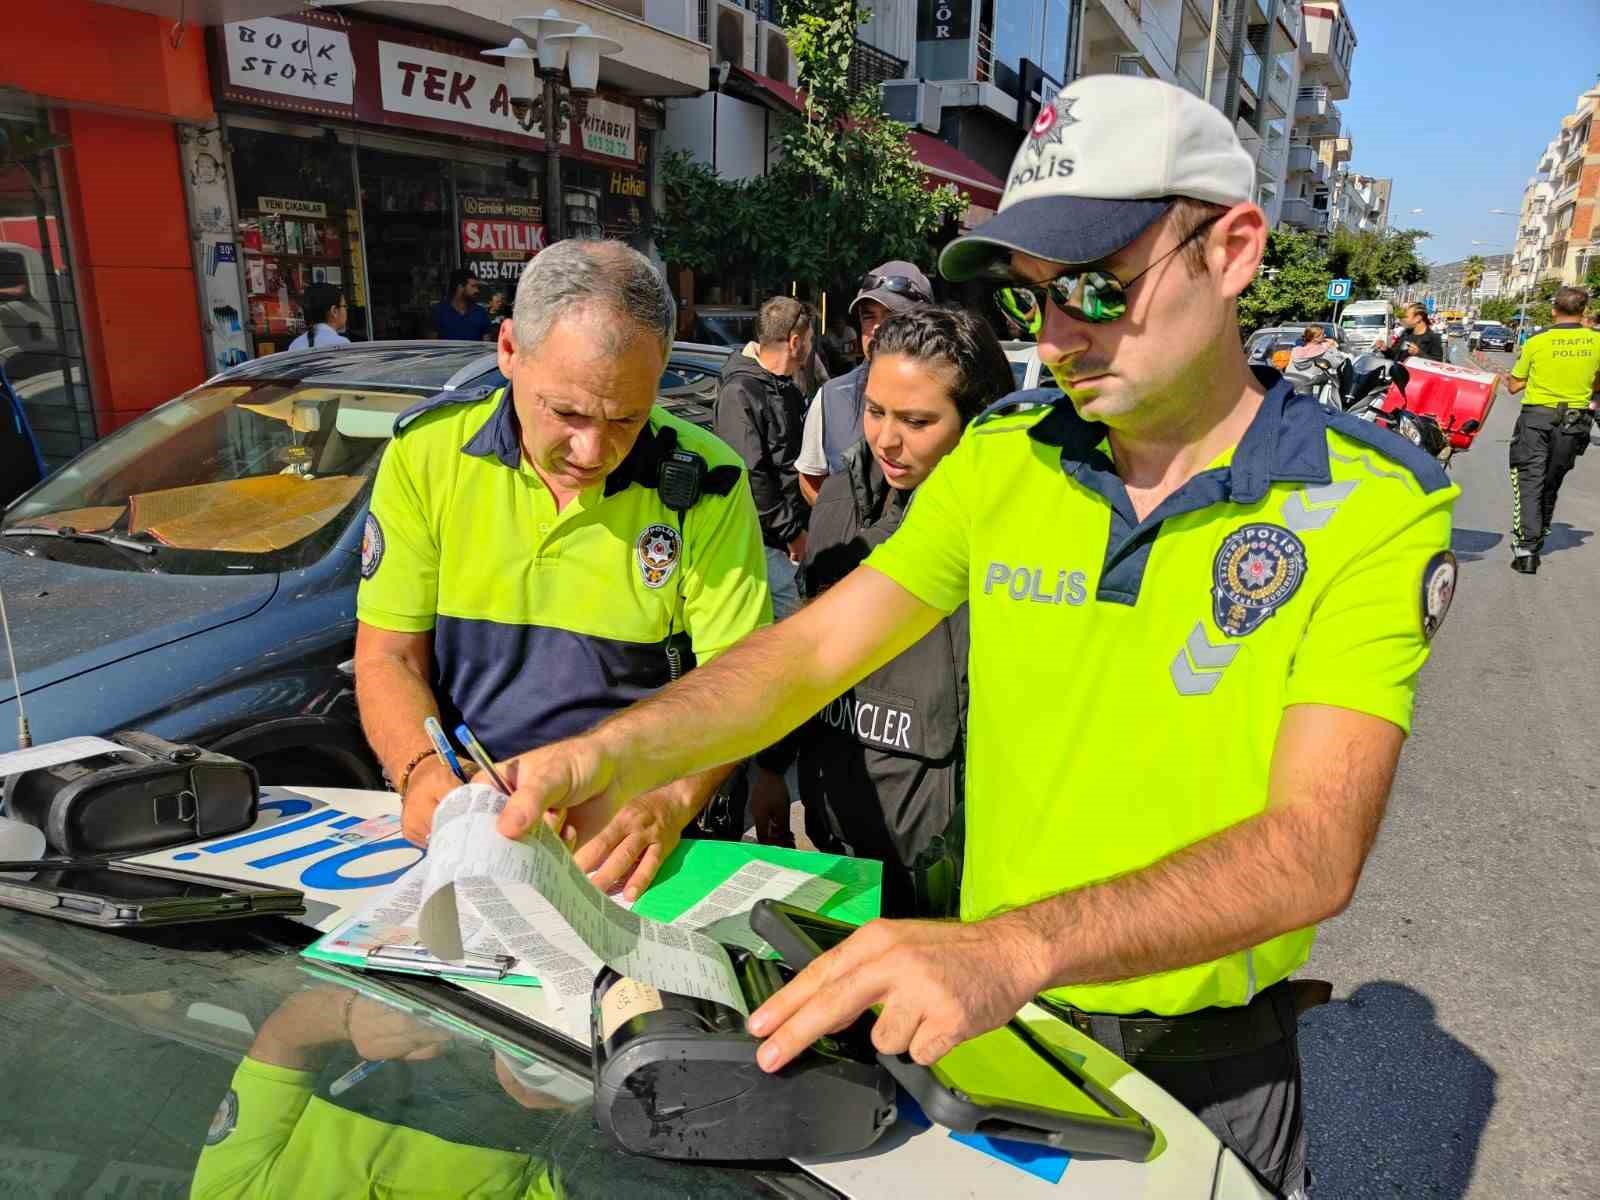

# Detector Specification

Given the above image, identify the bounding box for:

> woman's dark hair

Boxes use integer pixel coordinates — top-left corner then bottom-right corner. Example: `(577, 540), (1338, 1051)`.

(301, 282), (343, 348)
(869, 305), (1015, 424)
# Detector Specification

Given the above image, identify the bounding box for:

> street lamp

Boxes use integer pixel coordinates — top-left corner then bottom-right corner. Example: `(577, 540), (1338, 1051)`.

(483, 10), (621, 243)
(1488, 206), (1542, 337)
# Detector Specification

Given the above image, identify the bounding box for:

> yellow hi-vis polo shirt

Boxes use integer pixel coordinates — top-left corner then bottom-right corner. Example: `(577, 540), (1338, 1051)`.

(867, 374), (1459, 1017)
(1509, 322), (1600, 408)
(191, 1057), (563, 1198)
(357, 384), (771, 761)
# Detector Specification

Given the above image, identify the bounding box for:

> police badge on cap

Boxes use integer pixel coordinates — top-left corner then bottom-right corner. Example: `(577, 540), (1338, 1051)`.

(1213, 524), (1307, 637)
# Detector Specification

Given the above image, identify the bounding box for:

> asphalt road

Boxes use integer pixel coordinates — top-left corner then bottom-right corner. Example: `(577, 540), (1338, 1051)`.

(1299, 344), (1600, 1198)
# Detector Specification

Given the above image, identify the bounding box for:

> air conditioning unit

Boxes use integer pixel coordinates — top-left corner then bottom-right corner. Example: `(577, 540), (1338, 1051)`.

(881, 80), (942, 133)
(710, 0), (757, 72)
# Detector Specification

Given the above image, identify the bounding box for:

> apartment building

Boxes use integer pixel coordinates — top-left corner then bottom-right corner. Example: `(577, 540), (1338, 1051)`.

(1508, 83), (1599, 296)
(1279, 0), (1352, 232)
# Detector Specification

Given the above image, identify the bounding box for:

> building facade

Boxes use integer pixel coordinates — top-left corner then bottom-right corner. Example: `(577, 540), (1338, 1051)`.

(2, 2), (705, 459)
(1509, 84), (1599, 297)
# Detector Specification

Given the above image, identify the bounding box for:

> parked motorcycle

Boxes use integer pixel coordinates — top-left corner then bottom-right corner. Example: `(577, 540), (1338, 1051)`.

(1290, 353), (1485, 469)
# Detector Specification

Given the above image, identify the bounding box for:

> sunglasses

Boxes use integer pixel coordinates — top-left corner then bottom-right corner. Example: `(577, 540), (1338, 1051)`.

(993, 214), (1224, 332)
(860, 273), (931, 302)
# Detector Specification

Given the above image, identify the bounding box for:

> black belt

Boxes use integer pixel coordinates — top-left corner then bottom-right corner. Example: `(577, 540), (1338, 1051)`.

(1040, 979), (1332, 1064)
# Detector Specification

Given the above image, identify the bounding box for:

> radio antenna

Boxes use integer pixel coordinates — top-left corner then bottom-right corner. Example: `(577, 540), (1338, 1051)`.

(0, 585), (29, 749)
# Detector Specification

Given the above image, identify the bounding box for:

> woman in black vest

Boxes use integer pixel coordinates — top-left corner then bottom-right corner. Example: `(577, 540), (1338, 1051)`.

(753, 306), (1014, 917)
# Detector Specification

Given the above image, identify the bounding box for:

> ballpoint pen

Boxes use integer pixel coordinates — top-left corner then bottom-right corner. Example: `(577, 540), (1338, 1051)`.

(423, 716), (467, 782)
(329, 1058), (384, 1098)
(453, 722), (511, 794)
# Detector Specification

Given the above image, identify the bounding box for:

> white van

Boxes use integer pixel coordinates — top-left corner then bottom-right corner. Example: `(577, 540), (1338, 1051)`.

(1339, 299), (1393, 354)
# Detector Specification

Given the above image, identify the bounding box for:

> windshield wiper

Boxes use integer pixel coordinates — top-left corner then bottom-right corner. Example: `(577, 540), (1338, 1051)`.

(2, 525), (157, 554)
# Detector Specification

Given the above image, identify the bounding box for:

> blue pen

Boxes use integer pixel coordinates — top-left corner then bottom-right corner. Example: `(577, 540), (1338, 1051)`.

(329, 1059), (384, 1098)
(423, 716), (467, 782)
(454, 722), (511, 794)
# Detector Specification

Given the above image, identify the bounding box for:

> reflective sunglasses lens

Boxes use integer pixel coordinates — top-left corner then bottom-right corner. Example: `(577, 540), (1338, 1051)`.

(1077, 272), (1128, 323)
(995, 287), (1042, 333)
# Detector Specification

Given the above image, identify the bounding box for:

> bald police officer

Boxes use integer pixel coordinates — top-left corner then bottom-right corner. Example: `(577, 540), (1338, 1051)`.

(354, 240), (770, 897)
(487, 79), (1458, 1196)
(1503, 285), (1600, 574)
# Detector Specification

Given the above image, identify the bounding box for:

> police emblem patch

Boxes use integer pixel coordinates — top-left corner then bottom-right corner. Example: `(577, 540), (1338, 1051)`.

(635, 523), (681, 589)
(360, 513), (385, 580)
(205, 1088), (239, 1146)
(1420, 550), (1457, 640)
(1212, 524), (1308, 637)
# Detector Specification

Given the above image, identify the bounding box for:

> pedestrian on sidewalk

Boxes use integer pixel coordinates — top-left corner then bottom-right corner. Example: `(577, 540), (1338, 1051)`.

(286, 283), (350, 351)
(1503, 285), (1600, 574)
(428, 269), (494, 342)
(714, 296), (814, 618)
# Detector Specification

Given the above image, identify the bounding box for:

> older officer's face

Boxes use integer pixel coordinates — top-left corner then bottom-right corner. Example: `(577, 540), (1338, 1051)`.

(499, 309), (664, 502)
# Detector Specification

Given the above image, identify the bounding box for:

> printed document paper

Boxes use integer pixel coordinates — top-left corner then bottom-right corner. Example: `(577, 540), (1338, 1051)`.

(415, 784), (751, 1015)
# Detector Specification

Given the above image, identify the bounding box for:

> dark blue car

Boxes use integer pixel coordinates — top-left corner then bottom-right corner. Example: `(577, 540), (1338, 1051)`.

(0, 338), (728, 781)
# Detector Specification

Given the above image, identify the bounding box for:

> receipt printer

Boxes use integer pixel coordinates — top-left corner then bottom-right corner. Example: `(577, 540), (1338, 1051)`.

(591, 901), (1158, 1163)
(3, 731), (258, 856)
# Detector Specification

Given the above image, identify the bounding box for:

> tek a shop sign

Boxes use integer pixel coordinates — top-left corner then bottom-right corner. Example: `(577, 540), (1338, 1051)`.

(223, 17), (355, 109)
(918, 0), (972, 41)
(378, 40), (563, 145)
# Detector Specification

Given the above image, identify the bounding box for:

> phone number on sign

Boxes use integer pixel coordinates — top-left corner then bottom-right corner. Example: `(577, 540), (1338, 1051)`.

(469, 260), (530, 283)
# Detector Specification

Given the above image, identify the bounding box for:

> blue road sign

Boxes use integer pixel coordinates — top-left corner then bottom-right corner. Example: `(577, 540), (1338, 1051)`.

(1425, 296), (1436, 314)
(1327, 278), (1353, 302)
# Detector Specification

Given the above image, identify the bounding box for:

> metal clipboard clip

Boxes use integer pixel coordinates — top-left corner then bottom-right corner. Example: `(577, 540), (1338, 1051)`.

(367, 942), (515, 981)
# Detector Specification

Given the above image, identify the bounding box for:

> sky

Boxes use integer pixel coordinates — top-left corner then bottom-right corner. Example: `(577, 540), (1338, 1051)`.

(1336, 0), (1600, 267)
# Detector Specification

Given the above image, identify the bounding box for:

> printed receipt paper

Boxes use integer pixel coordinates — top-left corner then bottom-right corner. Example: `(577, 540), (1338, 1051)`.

(415, 784), (750, 1017)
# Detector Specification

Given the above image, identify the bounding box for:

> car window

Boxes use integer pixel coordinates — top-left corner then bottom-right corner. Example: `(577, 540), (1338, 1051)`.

(1010, 361), (1028, 388)
(3, 381), (430, 575)
(1341, 314), (1388, 328)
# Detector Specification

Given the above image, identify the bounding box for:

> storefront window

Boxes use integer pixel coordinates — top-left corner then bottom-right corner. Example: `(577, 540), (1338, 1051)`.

(0, 102), (94, 478)
(358, 147), (452, 340)
(229, 126), (367, 354)
(453, 160), (543, 311)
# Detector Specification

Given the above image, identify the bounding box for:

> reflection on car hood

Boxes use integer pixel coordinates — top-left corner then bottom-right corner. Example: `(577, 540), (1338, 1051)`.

(0, 551), (278, 698)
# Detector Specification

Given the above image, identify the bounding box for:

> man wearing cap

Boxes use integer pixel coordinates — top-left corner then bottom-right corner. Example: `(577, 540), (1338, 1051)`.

(491, 77), (1458, 1196)
(795, 262), (934, 505)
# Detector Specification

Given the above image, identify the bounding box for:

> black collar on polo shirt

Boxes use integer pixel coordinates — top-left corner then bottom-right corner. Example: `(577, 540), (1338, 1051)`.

(1026, 367), (1333, 504)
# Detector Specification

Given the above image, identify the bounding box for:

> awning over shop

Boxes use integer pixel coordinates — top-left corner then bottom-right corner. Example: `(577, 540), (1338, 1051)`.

(725, 68), (1005, 211)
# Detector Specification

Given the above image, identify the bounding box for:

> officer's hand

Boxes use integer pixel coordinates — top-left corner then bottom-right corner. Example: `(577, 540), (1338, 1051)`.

(572, 785), (701, 899)
(400, 755), (462, 848)
(746, 916), (1047, 1073)
(346, 996), (452, 1063)
(786, 532), (808, 565)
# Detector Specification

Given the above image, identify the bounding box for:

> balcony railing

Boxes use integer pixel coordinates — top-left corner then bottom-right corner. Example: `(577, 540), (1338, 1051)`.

(975, 24), (995, 84)
(849, 38), (907, 94)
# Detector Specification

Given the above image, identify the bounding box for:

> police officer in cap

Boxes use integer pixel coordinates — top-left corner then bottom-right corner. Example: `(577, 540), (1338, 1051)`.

(795, 261), (934, 505)
(354, 239), (770, 898)
(489, 78), (1458, 1197)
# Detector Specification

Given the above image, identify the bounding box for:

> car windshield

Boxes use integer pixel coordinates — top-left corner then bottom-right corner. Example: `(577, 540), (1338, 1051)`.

(2, 380), (428, 575)
(1342, 314), (1388, 328)
(0, 907), (799, 1198)
(1481, 326), (1510, 336)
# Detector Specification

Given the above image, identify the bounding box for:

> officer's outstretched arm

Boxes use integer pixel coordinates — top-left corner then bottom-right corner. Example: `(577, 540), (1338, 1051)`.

(497, 566), (943, 842)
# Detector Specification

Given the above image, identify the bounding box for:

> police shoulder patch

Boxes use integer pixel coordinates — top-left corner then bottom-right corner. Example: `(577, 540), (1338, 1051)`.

(360, 513), (385, 580)
(1420, 549), (1457, 640)
(1212, 523), (1308, 637)
(635, 523), (681, 590)
(205, 1088), (239, 1146)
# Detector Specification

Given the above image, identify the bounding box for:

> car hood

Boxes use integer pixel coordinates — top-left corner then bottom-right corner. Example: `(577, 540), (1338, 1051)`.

(0, 551), (279, 698)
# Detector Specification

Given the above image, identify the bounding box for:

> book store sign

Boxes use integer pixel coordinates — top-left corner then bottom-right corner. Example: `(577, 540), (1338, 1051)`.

(224, 17), (355, 106)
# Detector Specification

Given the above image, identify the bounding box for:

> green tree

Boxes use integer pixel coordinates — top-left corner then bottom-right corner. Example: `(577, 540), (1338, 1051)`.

(651, 0), (965, 306)
(753, 0), (966, 300)
(1238, 228), (1338, 333)
(1327, 227), (1430, 299)
(1462, 255), (1485, 296)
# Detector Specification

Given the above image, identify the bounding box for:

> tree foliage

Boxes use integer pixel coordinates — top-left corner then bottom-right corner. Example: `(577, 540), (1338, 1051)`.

(1480, 277), (1560, 328)
(651, 0), (965, 304)
(1462, 255), (1485, 294)
(1238, 225), (1431, 334)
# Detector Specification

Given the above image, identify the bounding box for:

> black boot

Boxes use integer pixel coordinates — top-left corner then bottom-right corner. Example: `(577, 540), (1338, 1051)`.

(1511, 553), (1540, 575)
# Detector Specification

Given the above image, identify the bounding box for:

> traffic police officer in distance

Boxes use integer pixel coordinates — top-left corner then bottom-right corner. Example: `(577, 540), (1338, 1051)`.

(353, 239), (770, 897)
(488, 77), (1458, 1196)
(1502, 285), (1600, 574)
